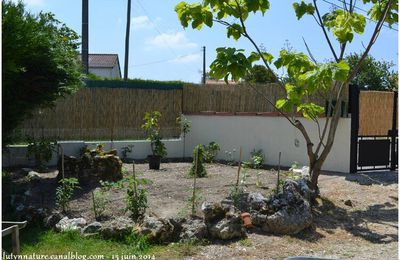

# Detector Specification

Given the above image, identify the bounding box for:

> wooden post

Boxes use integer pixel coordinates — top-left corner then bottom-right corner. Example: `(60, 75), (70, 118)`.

(276, 152), (281, 195)
(191, 148), (198, 217)
(132, 162), (137, 198)
(11, 226), (20, 255)
(236, 146), (243, 187)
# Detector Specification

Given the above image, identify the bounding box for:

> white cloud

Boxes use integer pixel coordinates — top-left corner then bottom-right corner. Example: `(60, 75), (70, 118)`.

(131, 16), (160, 30)
(146, 32), (198, 50)
(170, 53), (201, 64)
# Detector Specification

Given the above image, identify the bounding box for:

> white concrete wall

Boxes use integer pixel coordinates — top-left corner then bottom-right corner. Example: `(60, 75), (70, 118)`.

(89, 66), (120, 79)
(184, 115), (351, 173)
(2, 115), (351, 172)
(2, 139), (183, 168)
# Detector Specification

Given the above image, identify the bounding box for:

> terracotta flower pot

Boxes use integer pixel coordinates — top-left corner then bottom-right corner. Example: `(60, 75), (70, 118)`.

(241, 212), (252, 228)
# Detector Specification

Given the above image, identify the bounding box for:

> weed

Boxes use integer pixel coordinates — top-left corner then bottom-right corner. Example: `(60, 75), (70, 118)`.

(239, 238), (253, 247)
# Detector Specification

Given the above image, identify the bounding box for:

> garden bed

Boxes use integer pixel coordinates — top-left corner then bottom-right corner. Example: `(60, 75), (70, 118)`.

(3, 163), (398, 259)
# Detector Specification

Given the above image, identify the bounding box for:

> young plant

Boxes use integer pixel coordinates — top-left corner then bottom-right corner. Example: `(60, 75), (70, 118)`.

(125, 169), (149, 221)
(242, 149), (265, 169)
(182, 145), (204, 217)
(56, 177), (80, 213)
(224, 148), (236, 166)
(121, 145), (134, 161)
(230, 160), (248, 209)
(92, 188), (107, 220)
(177, 114), (191, 159)
(189, 145), (207, 178)
(26, 136), (56, 172)
(141, 111), (167, 158)
(203, 141), (220, 163)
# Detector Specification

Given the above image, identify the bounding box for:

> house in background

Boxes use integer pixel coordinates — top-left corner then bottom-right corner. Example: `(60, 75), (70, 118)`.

(86, 54), (122, 79)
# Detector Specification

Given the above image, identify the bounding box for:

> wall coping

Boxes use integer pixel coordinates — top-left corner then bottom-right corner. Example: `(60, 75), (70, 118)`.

(185, 111), (331, 118)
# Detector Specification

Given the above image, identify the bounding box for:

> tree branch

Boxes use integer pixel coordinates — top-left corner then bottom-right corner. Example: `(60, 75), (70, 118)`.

(346, 0), (393, 84)
(247, 83), (296, 126)
(313, 0), (339, 62)
(302, 37), (318, 64)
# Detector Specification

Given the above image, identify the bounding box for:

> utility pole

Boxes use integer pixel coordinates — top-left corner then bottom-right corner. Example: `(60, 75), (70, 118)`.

(82, 0), (89, 74)
(124, 0), (132, 81)
(202, 46), (206, 85)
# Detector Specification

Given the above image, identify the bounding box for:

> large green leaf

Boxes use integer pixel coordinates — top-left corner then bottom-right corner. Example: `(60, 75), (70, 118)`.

(293, 1), (315, 20)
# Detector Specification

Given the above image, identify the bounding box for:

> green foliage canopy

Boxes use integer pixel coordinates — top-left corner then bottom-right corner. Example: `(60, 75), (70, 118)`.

(175, 0), (397, 120)
(345, 53), (397, 90)
(245, 65), (277, 83)
(2, 1), (82, 144)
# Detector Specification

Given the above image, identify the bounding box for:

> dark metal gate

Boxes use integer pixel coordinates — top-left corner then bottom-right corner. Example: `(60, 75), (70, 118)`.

(349, 87), (398, 172)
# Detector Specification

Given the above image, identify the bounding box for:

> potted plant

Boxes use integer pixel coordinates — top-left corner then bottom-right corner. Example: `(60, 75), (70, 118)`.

(141, 111), (167, 170)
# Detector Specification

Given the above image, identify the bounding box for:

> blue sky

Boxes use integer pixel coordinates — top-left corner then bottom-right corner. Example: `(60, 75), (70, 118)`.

(19, 0), (398, 83)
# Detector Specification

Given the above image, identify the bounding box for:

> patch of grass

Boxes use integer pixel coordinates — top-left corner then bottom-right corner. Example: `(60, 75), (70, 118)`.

(239, 238), (253, 247)
(3, 226), (205, 259)
(3, 226), (151, 258)
(152, 241), (201, 258)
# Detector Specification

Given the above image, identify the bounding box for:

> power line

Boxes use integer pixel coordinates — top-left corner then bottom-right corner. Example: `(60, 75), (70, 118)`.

(130, 51), (202, 68)
(322, 0), (398, 32)
(135, 0), (203, 73)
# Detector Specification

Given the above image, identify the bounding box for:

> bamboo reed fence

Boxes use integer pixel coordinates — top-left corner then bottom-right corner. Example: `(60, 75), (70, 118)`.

(17, 83), (337, 140)
(358, 91), (396, 136)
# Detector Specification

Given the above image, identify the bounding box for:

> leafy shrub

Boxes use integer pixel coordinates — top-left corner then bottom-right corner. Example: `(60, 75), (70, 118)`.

(125, 176), (148, 221)
(189, 145), (207, 178)
(26, 137), (56, 171)
(141, 111), (167, 158)
(203, 142), (220, 163)
(121, 145), (134, 161)
(56, 178), (80, 213)
(176, 114), (191, 135)
(242, 149), (265, 169)
(92, 188), (107, 220)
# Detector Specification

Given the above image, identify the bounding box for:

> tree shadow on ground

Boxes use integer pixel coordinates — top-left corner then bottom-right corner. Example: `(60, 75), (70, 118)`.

(312, 197), (398, 244)
(321, 170), (398, 186)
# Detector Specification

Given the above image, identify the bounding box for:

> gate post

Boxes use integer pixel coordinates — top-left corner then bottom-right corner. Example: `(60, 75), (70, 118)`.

(390, 91), (397, 171)
(349, 85), (359, 173)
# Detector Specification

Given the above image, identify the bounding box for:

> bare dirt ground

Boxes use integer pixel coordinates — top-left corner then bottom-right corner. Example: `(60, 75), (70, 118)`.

(6, 162), (398, 260)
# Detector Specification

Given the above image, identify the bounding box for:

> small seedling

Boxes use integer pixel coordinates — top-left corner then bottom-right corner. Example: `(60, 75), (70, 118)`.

(92, 188), (107, 220)
(125, 163), (148, 221)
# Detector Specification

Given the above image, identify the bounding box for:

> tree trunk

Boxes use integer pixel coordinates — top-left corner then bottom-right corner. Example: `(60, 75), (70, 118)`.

(309, 159), (323, 191)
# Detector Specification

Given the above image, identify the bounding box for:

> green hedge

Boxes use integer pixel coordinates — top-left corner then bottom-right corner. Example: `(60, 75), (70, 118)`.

(85, 79), (185, 90)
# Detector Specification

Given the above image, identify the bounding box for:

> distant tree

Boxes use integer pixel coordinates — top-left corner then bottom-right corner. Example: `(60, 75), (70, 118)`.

(2, 1), (82, 144)
(245, 65), (277, 83)
(346, 53), (397, 90)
